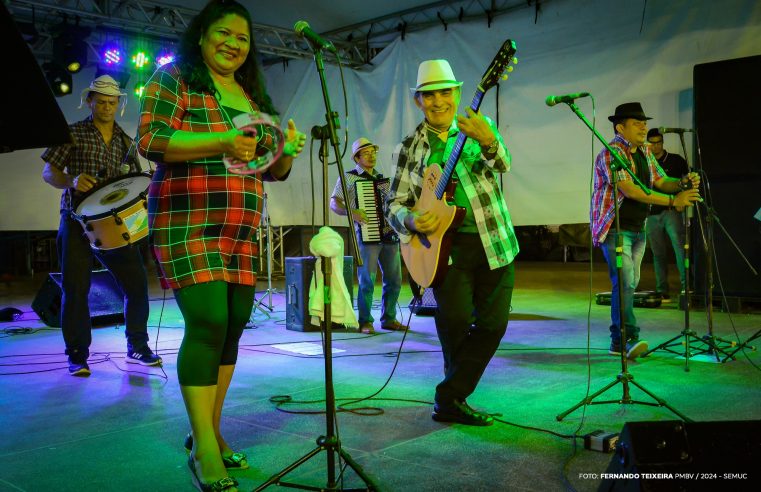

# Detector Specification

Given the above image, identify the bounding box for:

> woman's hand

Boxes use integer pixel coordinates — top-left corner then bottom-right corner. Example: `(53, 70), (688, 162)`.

(221, 128), (259, 162)
(283, 119), (306, 157)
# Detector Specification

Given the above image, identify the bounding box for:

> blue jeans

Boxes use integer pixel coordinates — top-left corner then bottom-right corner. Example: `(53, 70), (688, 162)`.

(356, 233), (402, 324)
(57, 213), (150, 360)
(601, 230), (646, 344)
(646, 210), (686, 294)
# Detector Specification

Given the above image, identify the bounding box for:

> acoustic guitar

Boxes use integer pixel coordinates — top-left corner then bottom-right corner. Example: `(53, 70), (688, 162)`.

(401, 39), (517, 288)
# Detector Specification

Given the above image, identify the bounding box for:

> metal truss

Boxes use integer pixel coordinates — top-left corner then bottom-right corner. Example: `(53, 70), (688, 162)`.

(7, 0), (543, 69)
(7, 0), (366, 68)
(326, 0), (544, 56)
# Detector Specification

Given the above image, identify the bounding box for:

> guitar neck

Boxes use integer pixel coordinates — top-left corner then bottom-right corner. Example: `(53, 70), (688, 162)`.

(435, 88), (486, 200)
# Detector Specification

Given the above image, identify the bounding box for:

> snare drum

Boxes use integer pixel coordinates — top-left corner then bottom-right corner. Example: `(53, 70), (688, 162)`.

(73, 172), (151, 250)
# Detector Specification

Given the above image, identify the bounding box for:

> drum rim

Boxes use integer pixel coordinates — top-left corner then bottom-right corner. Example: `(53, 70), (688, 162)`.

(73, 171), (151, 217)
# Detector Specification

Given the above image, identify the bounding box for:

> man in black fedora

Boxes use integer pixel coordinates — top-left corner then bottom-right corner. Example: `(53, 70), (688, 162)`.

(590, 102), (701, 359)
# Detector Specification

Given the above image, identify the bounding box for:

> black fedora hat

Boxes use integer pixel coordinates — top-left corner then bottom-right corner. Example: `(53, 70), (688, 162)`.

(607, 102), (652, 122)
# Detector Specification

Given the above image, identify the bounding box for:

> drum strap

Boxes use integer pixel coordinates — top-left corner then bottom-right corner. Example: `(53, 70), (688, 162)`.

(121, 133), (142, 173)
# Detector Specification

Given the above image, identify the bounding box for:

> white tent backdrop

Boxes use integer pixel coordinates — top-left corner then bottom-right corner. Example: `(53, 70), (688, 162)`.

(2, 0), (760, 230)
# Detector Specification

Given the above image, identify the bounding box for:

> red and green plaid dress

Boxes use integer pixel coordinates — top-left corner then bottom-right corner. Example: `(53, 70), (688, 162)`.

(138, 63), (285, 289)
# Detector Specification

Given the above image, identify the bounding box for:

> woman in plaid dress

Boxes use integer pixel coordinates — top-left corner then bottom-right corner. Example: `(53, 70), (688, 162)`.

(137, 1), (305, 489)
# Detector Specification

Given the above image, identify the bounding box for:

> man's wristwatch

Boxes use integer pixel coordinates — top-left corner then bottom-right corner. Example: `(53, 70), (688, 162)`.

(482, 139), (499, 156)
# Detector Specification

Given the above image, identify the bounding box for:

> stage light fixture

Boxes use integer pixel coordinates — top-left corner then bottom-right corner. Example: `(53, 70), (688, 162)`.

(103, 47), (122, 66)
(134, 79), (147, 98)
(156, 53), (175, 67)
(56, 34), (89, 73)
(132, 51), (151, 70)
(43, 62), (73, 97)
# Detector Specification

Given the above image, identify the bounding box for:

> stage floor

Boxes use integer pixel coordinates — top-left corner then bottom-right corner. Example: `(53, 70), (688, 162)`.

(1, 261), (760, 491)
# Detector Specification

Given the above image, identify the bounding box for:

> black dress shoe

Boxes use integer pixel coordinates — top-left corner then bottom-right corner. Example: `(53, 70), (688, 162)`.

(432, 399), (494, 426)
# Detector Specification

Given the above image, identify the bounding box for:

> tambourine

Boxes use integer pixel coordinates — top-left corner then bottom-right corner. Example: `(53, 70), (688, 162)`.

(223, 112), (285, 175)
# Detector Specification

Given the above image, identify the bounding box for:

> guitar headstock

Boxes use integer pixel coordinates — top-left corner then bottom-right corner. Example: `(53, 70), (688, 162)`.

(479, 39), (517, 91)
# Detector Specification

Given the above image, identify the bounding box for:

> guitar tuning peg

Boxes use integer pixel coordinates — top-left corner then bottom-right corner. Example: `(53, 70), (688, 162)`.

(512, 57), (518, 64)
(506, 66), (514, 72)
(501, 74), (509, 81)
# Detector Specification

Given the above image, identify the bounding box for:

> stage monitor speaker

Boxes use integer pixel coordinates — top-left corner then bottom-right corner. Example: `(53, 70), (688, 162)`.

(285, 256), (354, 332)
(408, 276), (437, 316)
(32, 270), (125, 328)
(600, 420), (761, 491)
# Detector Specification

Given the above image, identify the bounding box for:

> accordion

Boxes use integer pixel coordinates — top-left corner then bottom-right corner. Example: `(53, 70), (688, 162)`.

(355, 178), (396, 243)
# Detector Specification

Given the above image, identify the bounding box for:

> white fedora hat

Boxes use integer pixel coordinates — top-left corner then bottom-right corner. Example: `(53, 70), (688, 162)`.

(351, 137), (379, 160)
(410, 59), (463, 94)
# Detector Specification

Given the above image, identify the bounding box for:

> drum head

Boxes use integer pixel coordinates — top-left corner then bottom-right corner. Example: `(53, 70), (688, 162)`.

(75, 172), (151, 217)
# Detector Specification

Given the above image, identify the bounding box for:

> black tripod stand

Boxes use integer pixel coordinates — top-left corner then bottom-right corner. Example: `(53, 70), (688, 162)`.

(554, 101), (689, 422)
(254, 35), (377, 492)
(642, 131), (732, 367)
(697, 203), (759, 363)
(251, 192), (275, 319)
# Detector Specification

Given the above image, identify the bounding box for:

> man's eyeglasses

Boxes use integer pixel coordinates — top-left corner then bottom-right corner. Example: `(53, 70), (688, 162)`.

(358, 150), (377, 157)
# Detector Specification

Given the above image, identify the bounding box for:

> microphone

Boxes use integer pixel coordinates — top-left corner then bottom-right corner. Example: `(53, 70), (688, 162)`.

(659, 127), (693, 134)
(294, 21), (337, 53)
(545, 92), (590, 107)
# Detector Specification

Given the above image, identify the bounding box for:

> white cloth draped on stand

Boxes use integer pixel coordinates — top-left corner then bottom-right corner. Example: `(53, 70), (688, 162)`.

(308, 226), (358, 329)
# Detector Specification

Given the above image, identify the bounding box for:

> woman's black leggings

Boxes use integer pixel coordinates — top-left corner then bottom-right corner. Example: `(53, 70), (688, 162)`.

(174, 281), (255, 386)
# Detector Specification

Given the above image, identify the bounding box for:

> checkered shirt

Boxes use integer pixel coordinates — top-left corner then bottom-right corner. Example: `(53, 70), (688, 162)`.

(331, 165), (387, 234)
(41, 115), (137, 211)
(591, 133), (667, 246)
(385, 117), (519, 270)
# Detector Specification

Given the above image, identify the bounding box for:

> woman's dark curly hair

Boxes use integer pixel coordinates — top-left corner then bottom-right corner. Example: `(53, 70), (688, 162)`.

(177, 0), (277, 115)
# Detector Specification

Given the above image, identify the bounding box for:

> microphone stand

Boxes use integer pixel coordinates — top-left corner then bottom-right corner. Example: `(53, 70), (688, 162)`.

(251, 192), (274, 319)
(691, 130), (759, 363)
(555, 101), (690, 422)
(641, 133), (733, 365)
(254, 44), (376, 492)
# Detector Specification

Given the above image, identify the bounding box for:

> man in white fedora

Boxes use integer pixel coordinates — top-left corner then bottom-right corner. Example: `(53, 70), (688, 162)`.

(41, 74), (161, 376)
(385, 60), (519, 426)
(330, 137), (406, 334)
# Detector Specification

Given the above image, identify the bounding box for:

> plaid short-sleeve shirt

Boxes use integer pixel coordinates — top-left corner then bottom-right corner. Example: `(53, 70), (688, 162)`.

(41, 115), (137, 211)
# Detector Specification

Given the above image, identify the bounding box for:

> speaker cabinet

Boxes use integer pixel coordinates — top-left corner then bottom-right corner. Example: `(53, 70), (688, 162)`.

(32, 270), (125, 328)
(285, 256), (354, 332)
(600, 420), (761, 491)
(693, 55), (761, 298)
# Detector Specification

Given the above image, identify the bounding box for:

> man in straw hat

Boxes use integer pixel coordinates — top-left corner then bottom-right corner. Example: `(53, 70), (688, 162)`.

(42, 74), (161, 376)
(385, 59), (519, 426)
(330, 137), (406, 334)
(591, 102), (701, 360)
